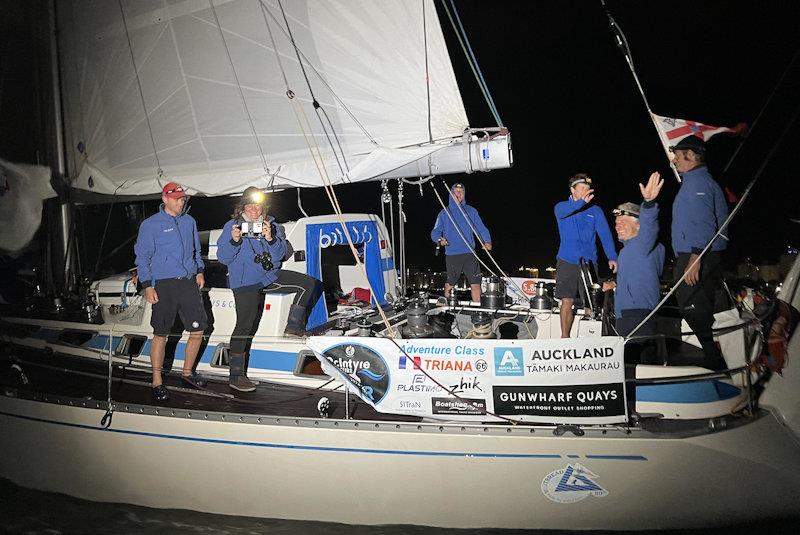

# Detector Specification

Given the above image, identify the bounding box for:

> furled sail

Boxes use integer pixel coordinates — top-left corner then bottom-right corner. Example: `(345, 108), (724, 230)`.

(57, 0), (510, 197)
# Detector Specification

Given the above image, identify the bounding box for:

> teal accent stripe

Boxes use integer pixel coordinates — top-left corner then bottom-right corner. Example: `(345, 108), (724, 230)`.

(139, 342), (297, 372)
(585, 454), (648, 461)
(0, 410), (647, 461)
(84, 335), (119, 351)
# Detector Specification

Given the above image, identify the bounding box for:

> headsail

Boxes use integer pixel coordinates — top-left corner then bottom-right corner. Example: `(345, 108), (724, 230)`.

(57, 0), (510, 197)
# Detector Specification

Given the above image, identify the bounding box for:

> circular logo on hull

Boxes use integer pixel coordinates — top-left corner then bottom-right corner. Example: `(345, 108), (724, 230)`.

(541, 464), (609, 504)
(323, 344), (389, 405)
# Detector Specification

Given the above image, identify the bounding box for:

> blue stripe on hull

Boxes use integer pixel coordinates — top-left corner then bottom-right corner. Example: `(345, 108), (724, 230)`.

(0, 410), (648, 461)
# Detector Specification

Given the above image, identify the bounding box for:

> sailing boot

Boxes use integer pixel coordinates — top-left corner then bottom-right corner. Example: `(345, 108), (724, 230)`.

(242, 352), (259, 386)
(284, 304), (308, 336)
(228, 352), (256, 392)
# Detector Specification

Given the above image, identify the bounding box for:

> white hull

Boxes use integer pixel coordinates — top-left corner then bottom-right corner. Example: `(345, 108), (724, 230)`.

(2, 393), (799, 530)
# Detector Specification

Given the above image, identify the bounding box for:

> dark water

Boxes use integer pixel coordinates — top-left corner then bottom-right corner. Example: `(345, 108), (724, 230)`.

(1, 478), (796, 534)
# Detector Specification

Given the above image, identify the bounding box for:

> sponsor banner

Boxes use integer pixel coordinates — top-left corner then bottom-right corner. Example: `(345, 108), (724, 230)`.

(493, 384), (625, 419)
(431, 397), (487, 415)
(306, 336), (626, 423)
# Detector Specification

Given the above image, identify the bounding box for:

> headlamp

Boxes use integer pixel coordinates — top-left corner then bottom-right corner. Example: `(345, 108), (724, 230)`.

(612, 208), (639, 218)
(246, 190), (266, 204)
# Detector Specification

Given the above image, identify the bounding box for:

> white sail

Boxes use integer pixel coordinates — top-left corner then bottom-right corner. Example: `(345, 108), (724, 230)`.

(57, 0), (508, 197)
(0, 158), (56, 252)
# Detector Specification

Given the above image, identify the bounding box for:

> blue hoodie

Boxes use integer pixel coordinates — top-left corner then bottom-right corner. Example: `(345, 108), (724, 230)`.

(430, 186), (491, 255)
(216, 216), (288, 290)
(134, 205), (204, 288)
(671, 166), (729, 255)
(554, 197), (617, 264)
(615, 202), (665, 317)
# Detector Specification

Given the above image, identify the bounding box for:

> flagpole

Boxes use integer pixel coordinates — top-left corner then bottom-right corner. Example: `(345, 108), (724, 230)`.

(599, 0), (682, 183)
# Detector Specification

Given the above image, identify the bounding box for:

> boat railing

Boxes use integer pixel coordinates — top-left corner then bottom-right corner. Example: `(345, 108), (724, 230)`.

(621, 315), (762, 419)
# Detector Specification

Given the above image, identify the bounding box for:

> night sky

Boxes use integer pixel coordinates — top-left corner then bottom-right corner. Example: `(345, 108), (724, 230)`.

(2, 1), (799, 281)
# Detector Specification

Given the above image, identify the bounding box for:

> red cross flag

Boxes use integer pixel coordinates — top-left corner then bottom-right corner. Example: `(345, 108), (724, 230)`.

(650, 113), (747, 181)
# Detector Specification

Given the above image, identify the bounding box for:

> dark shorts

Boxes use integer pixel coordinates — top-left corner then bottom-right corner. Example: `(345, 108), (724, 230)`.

(150, 277), (208, 336)
(445, 253), (481, 284)
(554, 259), (593, 302)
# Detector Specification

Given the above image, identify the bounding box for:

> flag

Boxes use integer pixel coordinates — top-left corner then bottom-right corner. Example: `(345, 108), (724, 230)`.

(653, 114), (746, 143)
(649, 113), (747, 181)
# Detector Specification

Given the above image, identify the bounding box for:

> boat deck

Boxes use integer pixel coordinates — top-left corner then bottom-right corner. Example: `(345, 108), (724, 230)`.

(0, 346), (418, 422)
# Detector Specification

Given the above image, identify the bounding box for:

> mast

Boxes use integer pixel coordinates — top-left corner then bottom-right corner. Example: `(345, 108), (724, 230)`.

(47, 0), (76, 295)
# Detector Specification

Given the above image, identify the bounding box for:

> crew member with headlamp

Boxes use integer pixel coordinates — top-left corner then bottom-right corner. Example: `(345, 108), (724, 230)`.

(216, 186), (322, 392)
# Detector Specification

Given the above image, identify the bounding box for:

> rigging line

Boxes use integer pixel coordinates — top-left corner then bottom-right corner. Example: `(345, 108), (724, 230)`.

(267, 0), (347, 181)
(599, 1), (683, 184)
(439, 1), (495, 123)
(259, 4), (351, 181)
(274, 0), (348, 178)
(721, 46), (800, 176)
(431, 179), (529, 302)
(208, 0), (270, 176)
(315, 106), (347, 178)
(626, 103), (800, 340)
(118, 0), (163, 177)
(441, 0), (504, 126)
(259, 1), (289, 89)
(92, 182), (127, 276)
(379, 181), (388, 229)
(446, 0), (503, 124)
(257, 0), (377, 145)
(423, 0), (433, 143)
(599, 1), (652, 112)
(318, 106), (350, 174)
(289, 95), (397, 336)
(296, 188), (310, 218)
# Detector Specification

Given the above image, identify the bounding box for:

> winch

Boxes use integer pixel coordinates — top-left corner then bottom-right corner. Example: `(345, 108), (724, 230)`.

(469, 310), (495, 338)
(529, 280), (553, 311)
(402, 299), (434, 338)
(480, 276), (506, 309)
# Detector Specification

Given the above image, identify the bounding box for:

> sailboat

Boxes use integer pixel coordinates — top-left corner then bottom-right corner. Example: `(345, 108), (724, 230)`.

(2, 0), (800, 530)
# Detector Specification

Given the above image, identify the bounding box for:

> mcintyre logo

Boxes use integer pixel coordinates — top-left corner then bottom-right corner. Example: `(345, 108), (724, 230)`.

(541, 464), (608, 503)
(323, 344), (389, 404)
(494, 347), (523, 376)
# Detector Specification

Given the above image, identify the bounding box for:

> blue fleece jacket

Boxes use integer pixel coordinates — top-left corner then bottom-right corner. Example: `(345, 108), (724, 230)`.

(430, 186), (491, 255)
(554, 197), (617, 264)
(671, 166), (729, 255)
(615, 202), (665, 317)
(216, 216), (288, 290)
(134, 205), (204, 288)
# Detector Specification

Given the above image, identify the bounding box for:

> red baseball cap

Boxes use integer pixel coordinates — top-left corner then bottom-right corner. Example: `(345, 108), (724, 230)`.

(162, 182), (186, 199)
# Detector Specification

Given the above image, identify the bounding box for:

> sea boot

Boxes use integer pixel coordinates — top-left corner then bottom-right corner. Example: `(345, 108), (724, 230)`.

(242, 352), (259, 386)
(284, 304), (308, 336)
(228, 352), (256, 392)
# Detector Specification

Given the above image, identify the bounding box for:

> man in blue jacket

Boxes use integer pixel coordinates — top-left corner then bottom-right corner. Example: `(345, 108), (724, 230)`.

(134, 182), (207, 402)
(605, 172), (666, 338)
(670, 136), (729, 370)
(554, 174), (618, 337)
(431, 182), (492, 303)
